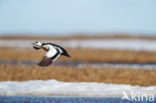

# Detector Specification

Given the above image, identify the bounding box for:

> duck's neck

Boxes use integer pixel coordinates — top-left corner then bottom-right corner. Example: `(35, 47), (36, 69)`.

(42, 45), (49, 51)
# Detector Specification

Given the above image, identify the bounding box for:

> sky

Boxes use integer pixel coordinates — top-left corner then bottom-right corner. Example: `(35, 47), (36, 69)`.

(0, 0), (156, 36)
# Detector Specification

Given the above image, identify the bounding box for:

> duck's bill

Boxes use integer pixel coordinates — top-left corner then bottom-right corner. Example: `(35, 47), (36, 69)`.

(32, 42), (41, 50)
(33, 46), (41, 50)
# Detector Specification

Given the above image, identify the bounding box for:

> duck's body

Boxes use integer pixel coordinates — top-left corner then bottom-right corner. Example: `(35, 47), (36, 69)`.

(32, 41), (70, 67)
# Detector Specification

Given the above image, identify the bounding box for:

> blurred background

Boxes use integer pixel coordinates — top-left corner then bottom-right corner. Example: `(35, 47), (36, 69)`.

(0, 0), (156, 35)
(0, 0), (156, 87)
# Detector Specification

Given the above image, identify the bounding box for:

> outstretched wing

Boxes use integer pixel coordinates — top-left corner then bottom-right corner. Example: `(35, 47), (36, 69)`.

(38, 48), (61, 67)
(38, 56), (53, 67)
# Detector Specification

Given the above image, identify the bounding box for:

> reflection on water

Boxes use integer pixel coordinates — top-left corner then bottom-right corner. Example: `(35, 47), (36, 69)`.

(0, 60), (156, 69)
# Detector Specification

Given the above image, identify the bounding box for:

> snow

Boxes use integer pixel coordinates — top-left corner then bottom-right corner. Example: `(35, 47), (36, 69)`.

(1, 39), (156, 51)
(0, 79), (155, 96)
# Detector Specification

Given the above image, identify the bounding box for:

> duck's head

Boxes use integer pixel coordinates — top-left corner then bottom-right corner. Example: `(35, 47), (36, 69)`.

(32, 41), (42, 50)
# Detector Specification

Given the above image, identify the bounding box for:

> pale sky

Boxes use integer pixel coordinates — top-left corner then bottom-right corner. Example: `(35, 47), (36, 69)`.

(0, 0), (156, 35)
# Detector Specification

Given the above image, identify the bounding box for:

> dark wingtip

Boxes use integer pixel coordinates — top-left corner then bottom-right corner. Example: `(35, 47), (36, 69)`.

(61, 53), (71, 58)
(67, 54), (71, 58)
(68, 55), (71, 58)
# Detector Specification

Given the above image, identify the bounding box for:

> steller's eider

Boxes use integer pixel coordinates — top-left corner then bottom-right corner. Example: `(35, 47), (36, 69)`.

(32, 41), (71, 67)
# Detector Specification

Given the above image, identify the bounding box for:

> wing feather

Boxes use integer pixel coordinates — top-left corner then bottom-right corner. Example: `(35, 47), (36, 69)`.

(38, 45), (62, 67)
(38, 56), (53, 67)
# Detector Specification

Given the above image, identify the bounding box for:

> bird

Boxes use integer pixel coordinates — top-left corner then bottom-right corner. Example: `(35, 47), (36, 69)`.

(32, 41), (71, 67)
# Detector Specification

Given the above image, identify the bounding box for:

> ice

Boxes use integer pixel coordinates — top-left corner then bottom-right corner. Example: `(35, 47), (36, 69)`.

(0, 79), (155, 96)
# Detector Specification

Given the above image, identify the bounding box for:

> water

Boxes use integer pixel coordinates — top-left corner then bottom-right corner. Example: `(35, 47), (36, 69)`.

(1, 60), (156, 69)
(0, 96), (155, 103)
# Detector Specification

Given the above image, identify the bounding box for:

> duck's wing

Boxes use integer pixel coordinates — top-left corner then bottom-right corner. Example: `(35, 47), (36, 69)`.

(38, 48), (60, 67)
(38, 56), (53, 67)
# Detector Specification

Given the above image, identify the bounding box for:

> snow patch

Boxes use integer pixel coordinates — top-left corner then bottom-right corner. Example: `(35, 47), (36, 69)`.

(1, 39), (156, 51)
(0, 79), (155, 96)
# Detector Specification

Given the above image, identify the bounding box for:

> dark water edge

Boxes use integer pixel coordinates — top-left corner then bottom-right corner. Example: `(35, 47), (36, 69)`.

(1, 60), (156, 69)
(0, 96), (155, 103)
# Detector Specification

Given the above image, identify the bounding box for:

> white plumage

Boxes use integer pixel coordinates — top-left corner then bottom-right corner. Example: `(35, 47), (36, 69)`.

(45, 45), (57, 57)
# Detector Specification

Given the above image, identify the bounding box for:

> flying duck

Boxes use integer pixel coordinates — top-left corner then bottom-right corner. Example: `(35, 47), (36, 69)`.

(32, 41), (71, 67)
